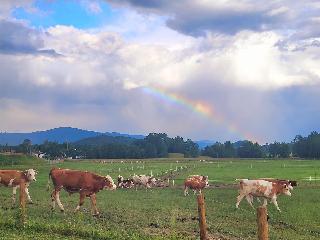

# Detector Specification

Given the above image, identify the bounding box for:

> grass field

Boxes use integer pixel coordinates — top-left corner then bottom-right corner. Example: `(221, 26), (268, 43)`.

(0, 156), (320, 239)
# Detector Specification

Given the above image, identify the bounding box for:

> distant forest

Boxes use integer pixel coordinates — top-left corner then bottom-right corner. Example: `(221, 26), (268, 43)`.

(1, 131), (320, 160)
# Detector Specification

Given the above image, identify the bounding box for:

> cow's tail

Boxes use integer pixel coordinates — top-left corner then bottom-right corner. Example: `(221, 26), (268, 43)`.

(46, 169), (53, 191)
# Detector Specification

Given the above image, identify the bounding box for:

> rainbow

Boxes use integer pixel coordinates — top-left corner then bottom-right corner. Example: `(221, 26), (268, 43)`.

(142, 86), (260, 143)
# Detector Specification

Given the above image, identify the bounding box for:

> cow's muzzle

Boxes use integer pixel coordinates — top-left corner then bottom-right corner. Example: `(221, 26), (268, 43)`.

(284, 191), (291, 196)
(106, 184), (117, 190)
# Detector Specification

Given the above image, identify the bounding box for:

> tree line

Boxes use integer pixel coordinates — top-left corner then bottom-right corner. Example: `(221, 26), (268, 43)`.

(202, 131), (320, 159)
(1, 131), (320, 159)
(0, 133), (199, 159)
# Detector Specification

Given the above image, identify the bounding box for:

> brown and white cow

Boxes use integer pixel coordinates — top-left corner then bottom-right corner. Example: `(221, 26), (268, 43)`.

(184, 175), (209, 196)
(48, 168), (116, 215)
(236, 179), (293, 212)
(132, 174), (156, 190)
(117, 175), (134, 189)
(251, 178), (297, 204)
(0, 169), (37, 205)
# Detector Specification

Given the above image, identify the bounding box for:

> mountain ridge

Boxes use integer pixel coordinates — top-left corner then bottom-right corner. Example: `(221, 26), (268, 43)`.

(0, 127), (215, 148)
(0, 127), (144, 145)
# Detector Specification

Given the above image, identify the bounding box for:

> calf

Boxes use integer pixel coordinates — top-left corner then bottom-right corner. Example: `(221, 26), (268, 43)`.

(0, 169), (37, 205)
(132, 174), (156, 190)
(117, 175), (134, 189)
(48, 168), (116, 215)
(236, 179), (293, 212)
(184, 175), (209, 196)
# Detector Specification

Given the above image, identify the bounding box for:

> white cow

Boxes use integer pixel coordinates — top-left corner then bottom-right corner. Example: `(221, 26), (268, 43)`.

(132, 174), (156, 190)
(236, 179), (293, 212)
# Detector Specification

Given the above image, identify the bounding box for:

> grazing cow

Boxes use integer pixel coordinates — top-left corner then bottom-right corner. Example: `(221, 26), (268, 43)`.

(48, 168), (116, 215)
(117, 175), (134, 189)
(132, 174), (156, 190)
(236, 179), (293, 212)
(0, 169), (37, 205)
(184, 175), (209, 196)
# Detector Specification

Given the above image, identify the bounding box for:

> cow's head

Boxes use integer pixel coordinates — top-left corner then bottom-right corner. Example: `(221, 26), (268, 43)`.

(203, 176), (209, 188)
(104, 175), (117, 190)
(25, 169), (37, 181)
(281, 183), (292, 196)
(289, 180), (297, 187)
(118, 175), (124, 182)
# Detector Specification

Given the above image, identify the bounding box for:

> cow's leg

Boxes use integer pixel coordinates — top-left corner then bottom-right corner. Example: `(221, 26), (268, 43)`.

(12, 186), (18, 206)
(236, 193), (246, 208)
(90, 194), (99, 215)
(51, 190), (56, 209)
(245, 195), (254, 209)
(271, 197), (281, 212)
(75, 192), (86, 212)
(25, 186), (33, 204)
(52, 188), (64, 212)
(55, 190), (65, 212)
(262, 198), (268, 207)
(184, 186), (189, 196)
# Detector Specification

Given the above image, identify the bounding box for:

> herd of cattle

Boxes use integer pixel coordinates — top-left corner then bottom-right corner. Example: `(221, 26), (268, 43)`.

(0, 168), (297, 215)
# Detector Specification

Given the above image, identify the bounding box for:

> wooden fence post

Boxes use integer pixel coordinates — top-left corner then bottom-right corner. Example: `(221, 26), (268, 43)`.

(197, 193), (208, 240)
(257, 206), (268, 240)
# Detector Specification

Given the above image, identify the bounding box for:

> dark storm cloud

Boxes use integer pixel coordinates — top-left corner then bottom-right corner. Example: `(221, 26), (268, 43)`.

(106, 0), (320, 43)
(166, 11), (269, 36)
(112, 0), (169, 9)
(0, 19), (58, 55)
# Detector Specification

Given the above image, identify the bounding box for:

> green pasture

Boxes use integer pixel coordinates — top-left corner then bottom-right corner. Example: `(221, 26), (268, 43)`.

(0, 156), (320, 239)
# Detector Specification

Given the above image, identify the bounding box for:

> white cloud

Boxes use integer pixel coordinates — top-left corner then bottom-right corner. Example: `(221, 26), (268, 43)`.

(0, 0), (34, 18)
(1, 3), (320, 142)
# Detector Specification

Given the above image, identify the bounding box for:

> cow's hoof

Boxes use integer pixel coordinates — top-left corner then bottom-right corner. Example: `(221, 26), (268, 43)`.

(60, 209), (65, 213)
(28, 201), (34, 205)
(92, 212), (100, 217)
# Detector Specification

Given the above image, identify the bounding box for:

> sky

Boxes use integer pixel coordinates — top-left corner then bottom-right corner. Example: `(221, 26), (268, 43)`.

(0, 0), (320, 143)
